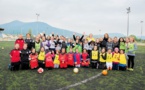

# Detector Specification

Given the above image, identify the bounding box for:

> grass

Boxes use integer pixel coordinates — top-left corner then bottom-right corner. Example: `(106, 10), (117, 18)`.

(0, 41), (145, 90)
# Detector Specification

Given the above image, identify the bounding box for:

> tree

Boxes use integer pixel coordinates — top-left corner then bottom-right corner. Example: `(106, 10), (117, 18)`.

(27, 29), (34, 38)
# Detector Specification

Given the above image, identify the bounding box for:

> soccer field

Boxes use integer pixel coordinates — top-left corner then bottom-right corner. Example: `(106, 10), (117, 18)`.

(0, 41), (145, 90)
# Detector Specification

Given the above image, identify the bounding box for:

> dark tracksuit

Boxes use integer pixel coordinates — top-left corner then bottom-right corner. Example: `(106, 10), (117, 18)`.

(100, 38), (108, 49)
(61, 41), (67, 50)
(25, 38), (35, 50)
(20, 49), (31, 69)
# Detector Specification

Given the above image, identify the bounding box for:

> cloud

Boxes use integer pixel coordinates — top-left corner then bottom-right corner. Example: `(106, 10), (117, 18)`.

(0, 0), (145, 36)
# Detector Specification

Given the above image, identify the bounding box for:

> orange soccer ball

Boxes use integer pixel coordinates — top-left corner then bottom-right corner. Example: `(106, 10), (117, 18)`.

(102, 70), (108, 76)
(37, 68), (44, 74)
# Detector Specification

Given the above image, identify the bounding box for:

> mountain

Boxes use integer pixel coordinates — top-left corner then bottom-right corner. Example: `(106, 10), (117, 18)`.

(137, 36), (145, 40)
(0, 20), (80, 37)
(94, 33), (125, 38)
(0, 20), (140, 38)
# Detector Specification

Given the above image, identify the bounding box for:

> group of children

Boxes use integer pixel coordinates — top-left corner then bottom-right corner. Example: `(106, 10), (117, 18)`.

(9, 33), (137, 71)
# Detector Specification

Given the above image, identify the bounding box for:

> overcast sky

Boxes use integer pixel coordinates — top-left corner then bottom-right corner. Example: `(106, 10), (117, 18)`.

(0, 0), (145, 36)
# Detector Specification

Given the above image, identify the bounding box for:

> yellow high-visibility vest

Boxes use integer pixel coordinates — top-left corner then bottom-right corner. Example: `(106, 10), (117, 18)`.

(106, 53), (113, 62)
(38, 51), (45, 61)
(119, 54), (127, 64)
(91, 50), (99, 60)
(54, 54), (60, 64)
(112, 53), (120, 62)
(100, 53), (106, 62)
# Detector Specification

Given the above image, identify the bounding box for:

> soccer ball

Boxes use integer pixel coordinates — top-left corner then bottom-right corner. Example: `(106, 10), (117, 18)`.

(37, 68), (44, 74)
(102, 70), (108, 76)
(73, 68), (79, 74)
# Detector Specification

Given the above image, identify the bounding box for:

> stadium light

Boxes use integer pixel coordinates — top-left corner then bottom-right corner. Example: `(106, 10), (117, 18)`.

(140, 21), (143, 42)
(126, 7), (131, 37)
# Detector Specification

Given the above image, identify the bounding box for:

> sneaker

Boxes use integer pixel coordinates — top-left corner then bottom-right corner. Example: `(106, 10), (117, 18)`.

(130, 68), (134, 71)
(127, 68), (130, 70)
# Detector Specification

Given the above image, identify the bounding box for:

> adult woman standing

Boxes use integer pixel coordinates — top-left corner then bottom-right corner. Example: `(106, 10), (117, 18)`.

(100, 33), (109, 49)
(25, 33), (35, 50)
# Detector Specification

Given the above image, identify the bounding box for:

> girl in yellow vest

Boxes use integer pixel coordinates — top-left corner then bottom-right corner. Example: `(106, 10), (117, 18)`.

(119, 50), (128, 71)
(90, 46), (99, 69)
(106, 49), (113, 70)
(112, 48), (120, 70)
(38, 47), (45, 68)
(98, 48), (107, 69)
(53, 50), (60, 68)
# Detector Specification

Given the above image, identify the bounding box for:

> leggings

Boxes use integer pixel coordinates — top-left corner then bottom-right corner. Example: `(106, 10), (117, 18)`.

(119, 66), (126, 71)
(98, 62), (106, 69)
(11, 62), (20, 71)
(38, 60), (45, 68)
(113, 63), (119, 70)
(128, 55), (135, 69)
(21, 61), (29, 70)
(91, 62), (98, 69)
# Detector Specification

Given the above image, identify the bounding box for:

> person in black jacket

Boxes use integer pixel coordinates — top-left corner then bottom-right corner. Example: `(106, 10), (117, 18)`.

(25, 33), (35, 50)
(100, 33), (109, 49)
(73, 32), (85, 43)
(61, 36), (67, 49)
(20, 43), (31, 70)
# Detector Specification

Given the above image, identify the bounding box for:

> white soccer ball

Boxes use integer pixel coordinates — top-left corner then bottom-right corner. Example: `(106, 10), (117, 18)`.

(37, 68), (44, 74)
(73, 68), (79, 74)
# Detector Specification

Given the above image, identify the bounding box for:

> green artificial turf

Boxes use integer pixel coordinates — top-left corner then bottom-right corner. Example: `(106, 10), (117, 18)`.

(0, 41), (145, 90)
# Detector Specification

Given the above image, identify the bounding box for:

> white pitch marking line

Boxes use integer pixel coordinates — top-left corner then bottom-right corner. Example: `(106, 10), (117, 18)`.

(56, 73), (102, 90)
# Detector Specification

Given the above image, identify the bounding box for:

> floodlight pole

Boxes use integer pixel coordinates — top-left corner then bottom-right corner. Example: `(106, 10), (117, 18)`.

(140, 21), (143, 42)
(126, 7), (131, 37)
(36, 13), (40, 35)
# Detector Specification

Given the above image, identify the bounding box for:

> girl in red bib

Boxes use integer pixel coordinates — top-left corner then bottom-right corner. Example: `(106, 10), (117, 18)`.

(9, 44), (21, 71)
(81, 49), (89, 67)
(29, 48), (38, 69)
(45, 51), (54, 69)
(67, 48), (74, 67)
(59, 48), (68, 69)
